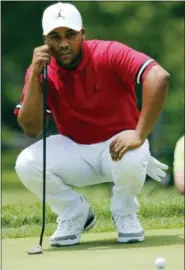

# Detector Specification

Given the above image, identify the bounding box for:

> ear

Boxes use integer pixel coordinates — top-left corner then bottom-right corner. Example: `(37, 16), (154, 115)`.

(81, 27), (86, 41)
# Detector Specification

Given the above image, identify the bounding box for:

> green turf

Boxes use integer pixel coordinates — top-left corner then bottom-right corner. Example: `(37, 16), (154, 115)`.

(2, 229), (184, 270)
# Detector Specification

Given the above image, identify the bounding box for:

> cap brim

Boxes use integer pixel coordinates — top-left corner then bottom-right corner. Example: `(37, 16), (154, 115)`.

(43, 21), (82, 35)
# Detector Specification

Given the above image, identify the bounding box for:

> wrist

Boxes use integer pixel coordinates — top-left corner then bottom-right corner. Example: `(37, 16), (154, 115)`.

(135, 129), (147, 142)
(29, 65), (41, 79)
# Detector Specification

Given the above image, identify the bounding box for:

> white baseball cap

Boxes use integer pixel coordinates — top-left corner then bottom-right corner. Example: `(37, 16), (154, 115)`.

(42, 2), (83, 35)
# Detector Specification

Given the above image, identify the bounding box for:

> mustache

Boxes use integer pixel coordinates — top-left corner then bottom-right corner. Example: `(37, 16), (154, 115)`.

(57, 49), (72, 55)
(48, 46), (72, 55)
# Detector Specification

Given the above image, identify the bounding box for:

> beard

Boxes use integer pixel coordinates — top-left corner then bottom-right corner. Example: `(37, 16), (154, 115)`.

(55, 46), (83, 70)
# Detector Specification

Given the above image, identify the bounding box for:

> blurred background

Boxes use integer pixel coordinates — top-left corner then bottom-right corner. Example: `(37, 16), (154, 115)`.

(1, 1), (184, 205)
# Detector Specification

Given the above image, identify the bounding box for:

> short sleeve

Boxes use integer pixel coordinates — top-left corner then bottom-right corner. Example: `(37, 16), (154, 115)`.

(108, 41), (158, 84)
(173, 136), (184, 172)
(14, 68), (52, 116)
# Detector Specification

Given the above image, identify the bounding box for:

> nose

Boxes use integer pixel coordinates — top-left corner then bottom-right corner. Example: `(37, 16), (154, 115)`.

(59, 38), (69, 49)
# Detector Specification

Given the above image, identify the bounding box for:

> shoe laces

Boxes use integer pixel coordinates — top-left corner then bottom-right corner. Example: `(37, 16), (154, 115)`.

(113, 214), (139, 229)
(56, 216), (83, 233)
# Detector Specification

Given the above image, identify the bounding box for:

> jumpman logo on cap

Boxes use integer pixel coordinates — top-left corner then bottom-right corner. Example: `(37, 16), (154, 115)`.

(55, 9), (65, 19)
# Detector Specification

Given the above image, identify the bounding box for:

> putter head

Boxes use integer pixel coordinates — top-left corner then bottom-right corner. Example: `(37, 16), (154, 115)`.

(27, 245), (43, 255)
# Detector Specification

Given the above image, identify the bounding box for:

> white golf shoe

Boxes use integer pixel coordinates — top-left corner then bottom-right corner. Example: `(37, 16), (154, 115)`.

(50, 205), (96, 247)
(112, 214), (144, 243)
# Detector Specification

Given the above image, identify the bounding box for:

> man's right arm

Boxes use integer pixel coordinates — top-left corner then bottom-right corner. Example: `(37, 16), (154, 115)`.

(18, 71), (44, 137)
(17, 45), (51, 137)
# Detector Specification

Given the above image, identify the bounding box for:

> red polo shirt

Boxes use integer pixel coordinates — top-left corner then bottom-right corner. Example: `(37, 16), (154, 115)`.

(14, 40), (157, 144)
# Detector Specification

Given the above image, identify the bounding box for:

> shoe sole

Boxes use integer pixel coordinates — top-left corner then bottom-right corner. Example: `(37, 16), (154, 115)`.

(118, 234), (144, 243)
(50, 215), (96, 247)
(51, 237), (80, 247)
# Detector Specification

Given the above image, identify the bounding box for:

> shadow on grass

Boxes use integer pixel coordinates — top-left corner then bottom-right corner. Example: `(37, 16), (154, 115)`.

(45, 234), (184, 253)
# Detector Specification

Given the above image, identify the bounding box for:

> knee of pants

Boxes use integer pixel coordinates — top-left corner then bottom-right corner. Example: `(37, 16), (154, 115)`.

(123, 149), (149, 174)
(112, 143), (150, 185)
(15, 149), (67, 196)
(15, 149), (41, 185)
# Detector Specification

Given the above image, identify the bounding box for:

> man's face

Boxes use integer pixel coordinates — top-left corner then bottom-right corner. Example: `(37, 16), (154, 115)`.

(45, 27), (85, 67)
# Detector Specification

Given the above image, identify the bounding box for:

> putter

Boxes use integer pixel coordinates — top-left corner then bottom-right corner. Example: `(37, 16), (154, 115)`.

(27, 65), (47, 255)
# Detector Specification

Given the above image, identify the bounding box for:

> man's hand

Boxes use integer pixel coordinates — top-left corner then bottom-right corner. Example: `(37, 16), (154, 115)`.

(30, 45), (51, 76)
(109, 131), (145, 161)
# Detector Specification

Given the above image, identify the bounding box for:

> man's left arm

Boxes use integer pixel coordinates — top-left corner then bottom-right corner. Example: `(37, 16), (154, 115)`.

(136, 65), (170, 141)
(110, 65), (170, 161)
(108, 42), (170, 160)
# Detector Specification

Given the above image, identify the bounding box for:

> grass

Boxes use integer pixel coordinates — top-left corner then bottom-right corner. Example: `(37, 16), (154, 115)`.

(2, 150), (184, 239)
(2, 181), (184, 238)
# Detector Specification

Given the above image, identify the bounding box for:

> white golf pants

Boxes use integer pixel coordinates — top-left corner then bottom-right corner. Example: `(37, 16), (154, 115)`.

(15, 130), (150, 219)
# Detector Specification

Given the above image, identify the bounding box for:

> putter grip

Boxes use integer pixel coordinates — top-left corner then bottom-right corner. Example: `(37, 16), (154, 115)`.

(43, 65), (47, 80)
(42, 65), (47, 116)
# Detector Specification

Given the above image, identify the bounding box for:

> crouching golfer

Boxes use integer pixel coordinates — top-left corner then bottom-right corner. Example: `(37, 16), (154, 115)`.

(14, 2), (170, 246)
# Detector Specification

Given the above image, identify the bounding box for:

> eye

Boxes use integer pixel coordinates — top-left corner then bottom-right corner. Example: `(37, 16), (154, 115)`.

(67, 32), (77, 39)
(50, 35), (61, 41)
